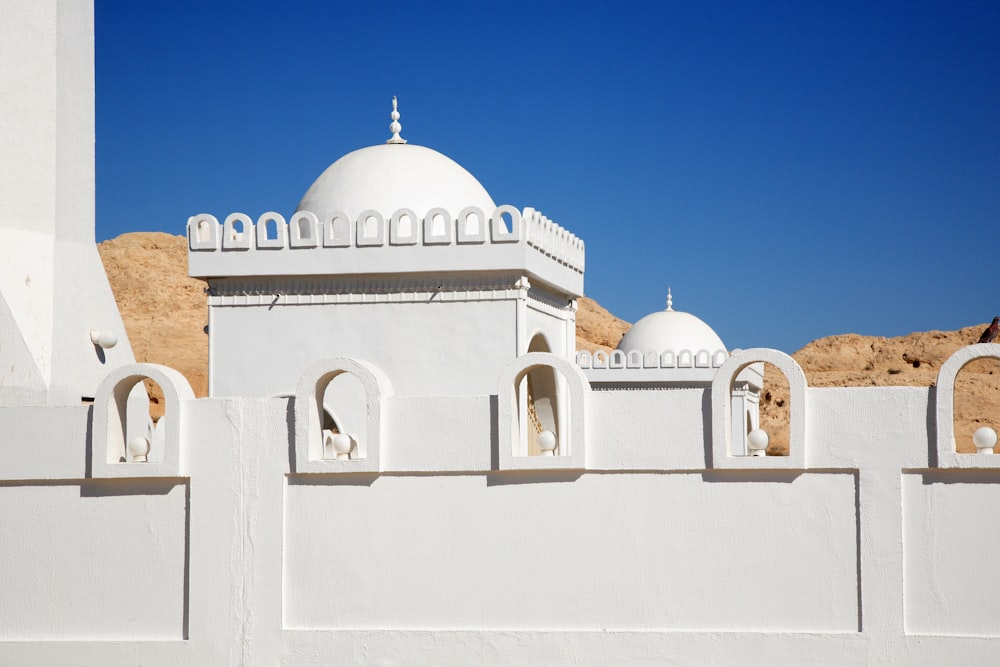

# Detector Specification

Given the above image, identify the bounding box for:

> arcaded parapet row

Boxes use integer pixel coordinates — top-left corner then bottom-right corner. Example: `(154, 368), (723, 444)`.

(77, 345), (1000, 480)
(187, 205), (585, 274)
(576, 347), (729, 370)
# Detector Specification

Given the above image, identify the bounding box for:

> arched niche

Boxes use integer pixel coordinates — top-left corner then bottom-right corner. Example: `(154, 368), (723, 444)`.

(390, 208), (419, 246)
(711, 348), (807, 469)
(90, 363), (194, 479)
(289, 211), (319, 248)
(293, 357), (392, 473)
(187, 213), (219, 250)
(222, 213), (253, 250)
(935, 343), (1000, 468)
(256, 211), (287, 249)
(498, 352), (588, 471)
(490, 205), (522, 243)
(522, 335), (560, 456)
(423, 207), (453, 245)
(323, 211), (353, 248)
(356, 210), (386, 247)
(457, 206), (487, 244)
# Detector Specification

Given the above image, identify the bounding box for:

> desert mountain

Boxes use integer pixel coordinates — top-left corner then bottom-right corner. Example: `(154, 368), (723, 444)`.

(98, 232), (998, 454)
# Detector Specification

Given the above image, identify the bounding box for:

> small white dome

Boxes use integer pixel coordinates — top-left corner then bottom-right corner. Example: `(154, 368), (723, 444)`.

(617, 296), (726, 354)
(296, 143), (497, 221)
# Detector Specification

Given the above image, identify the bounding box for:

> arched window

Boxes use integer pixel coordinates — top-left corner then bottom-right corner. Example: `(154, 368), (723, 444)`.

(289, 211), (319, 248)
(322, 211), (352, 247)
(223, 213), (253, 250)
(319, 371), (368, 460)
(255, 211), (287, 248)
(187, 214), (219, 250)
(91, 364), (194, 479)
(935, 344), (1000, 468)
(521, 335), (560, 456)
(355, 210), (385, 247)
(490, 205), (521, 243)
(457, 206), (487, 244)
(423, 207), (453, 245)
(498, 351), (589, 471)
(293, 357), (392, 473)
(390, 208), (419, 245)
(711, 349), (806, 470)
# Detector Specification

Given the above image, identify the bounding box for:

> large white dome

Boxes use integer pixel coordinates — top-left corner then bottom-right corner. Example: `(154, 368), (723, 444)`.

(617, 296), (726, 354)
(296, 143), (497, 221)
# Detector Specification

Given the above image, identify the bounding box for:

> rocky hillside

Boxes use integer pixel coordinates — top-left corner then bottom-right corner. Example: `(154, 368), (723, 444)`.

(759, 327), (1000, 455)
(97, 233), (209, 402)
(98, 233), (998, 453)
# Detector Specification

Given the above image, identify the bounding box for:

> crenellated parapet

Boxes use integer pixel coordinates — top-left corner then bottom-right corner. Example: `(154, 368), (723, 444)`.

(577, 348), (764, 387)
(187, 205), (584, 296)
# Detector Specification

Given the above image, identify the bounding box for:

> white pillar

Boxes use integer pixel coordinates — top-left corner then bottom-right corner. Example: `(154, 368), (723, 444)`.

(0, 0), (134, 406)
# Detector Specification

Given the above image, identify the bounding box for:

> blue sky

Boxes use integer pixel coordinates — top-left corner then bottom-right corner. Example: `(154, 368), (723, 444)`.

(95, 0), (1000, 353)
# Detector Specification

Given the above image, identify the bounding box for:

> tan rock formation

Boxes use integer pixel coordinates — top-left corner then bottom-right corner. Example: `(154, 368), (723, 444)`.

(575, 296), (631, 353)
(759, 326), (1000, 455)
(97, 233), (208, 417)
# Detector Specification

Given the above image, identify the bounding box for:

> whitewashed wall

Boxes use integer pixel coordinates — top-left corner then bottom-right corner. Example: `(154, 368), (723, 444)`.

(3, 347), (1000, 665)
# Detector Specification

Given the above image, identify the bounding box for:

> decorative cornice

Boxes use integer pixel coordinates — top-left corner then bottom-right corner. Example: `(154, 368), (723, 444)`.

(207, 273), (527, 306)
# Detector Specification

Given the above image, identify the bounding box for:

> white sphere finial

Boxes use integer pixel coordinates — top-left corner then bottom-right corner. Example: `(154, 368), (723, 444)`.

(666, 287), (673, 311)
(387, 96), (407, 144)
(973, 426), (997, 454)
(332, 434), (354, 460)
(127, 436), (150, 463)
(748, 429), (769, 456)
(537, 430), (558, 456)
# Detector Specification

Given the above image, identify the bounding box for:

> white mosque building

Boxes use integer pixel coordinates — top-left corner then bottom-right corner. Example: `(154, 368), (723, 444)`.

(187, 98), (762, 462)
(3, 2), (1000, 665)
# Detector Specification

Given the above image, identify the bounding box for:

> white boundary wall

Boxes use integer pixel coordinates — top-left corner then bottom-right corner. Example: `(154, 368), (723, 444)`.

(3, 347), (1000, 664)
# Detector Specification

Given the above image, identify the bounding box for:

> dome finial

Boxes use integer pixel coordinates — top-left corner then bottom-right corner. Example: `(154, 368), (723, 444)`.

(387, 96), (407, 145)
(666, 287), (673, 311)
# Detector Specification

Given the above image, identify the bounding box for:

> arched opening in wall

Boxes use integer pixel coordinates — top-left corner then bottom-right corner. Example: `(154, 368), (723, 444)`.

(230, 219), (245, 241)
(320, 371), (368, 460)
(953, 356), (1000, 453)
(115, 377), (166, 463)
(398, 213), (413, 238)
(518, 335), (563, 456)
(497, 210), (513, 233)
(297, 217), (312, 240)
(329, 214), (351, 244)
(463, 209), (482, 236)
(196, 219), (212, 243)
(363, 214), (379, 239)
(746, 362), (789, 456)
(430, 212), (447, 237)
(265, 218), (279, 241)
